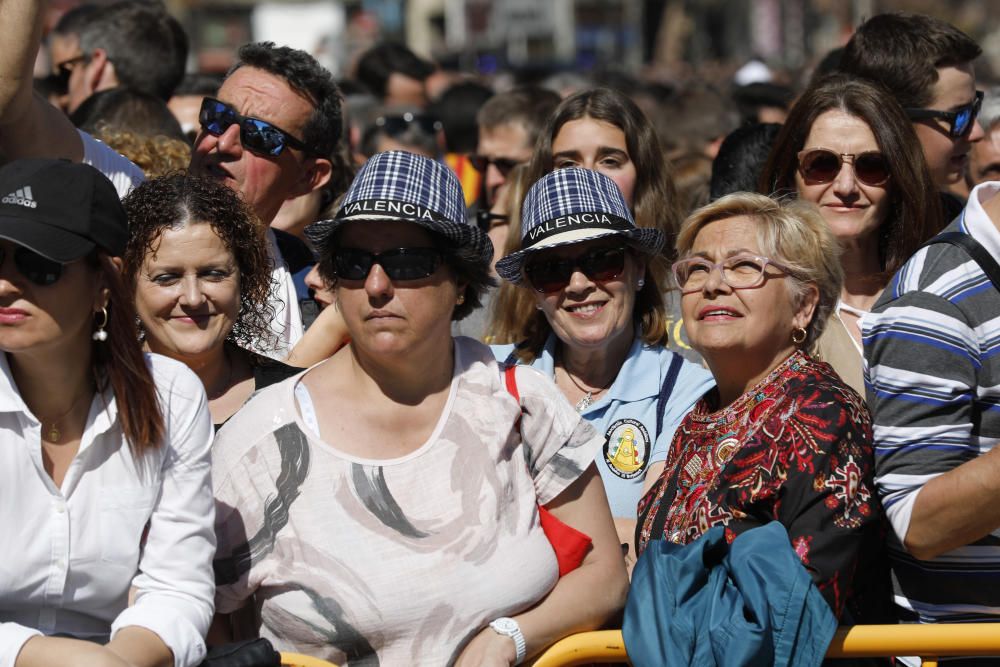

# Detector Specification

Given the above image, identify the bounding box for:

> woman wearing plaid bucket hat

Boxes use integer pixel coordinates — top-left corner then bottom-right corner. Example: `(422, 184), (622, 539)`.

(491, 167), (715, 575)
(210, 152), (626, 665)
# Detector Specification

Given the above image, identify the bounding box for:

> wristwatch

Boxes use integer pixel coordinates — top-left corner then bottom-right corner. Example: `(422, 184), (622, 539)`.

(489, 616), (527, 664)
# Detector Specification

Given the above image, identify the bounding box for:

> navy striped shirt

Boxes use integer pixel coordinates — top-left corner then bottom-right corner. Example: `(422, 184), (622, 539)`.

(863, 182), (1000, 622)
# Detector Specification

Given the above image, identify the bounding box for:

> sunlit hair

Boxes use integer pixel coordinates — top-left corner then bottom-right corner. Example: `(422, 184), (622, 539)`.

(677, 192), (844, 350)
(121, 172), (277, 352)
(88, 252), (165, 456)
(92, 127), (191, 178)
(759, 73), (942, 276)
(489, 88), (677, 358)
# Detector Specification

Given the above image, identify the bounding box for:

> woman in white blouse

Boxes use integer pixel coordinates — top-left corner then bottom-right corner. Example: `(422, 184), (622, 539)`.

(0, 160), (215, 667)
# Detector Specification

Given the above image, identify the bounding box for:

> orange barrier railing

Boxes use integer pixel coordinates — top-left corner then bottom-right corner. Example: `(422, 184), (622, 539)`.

(532, 625), (1000, 667)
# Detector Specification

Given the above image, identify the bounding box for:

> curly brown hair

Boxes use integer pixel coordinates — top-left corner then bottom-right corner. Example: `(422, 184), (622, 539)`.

(121, 172), (278, 351)
(93, 126), (191, 178)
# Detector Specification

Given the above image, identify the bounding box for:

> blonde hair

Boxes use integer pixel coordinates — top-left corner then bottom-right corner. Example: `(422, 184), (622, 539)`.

(677, 192), (843, 349)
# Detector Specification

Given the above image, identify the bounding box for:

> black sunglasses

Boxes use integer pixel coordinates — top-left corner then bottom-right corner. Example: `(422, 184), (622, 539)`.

(524, 245), (628, 294)
(0, 246), (65, 286)
(468, 154), (521, 177)
(332, 247), (443, 282)
(52, 54), (88, 90)
(797, 148), (890, 187)
(199, 97), (312, 157)
(905, 90), (984, 138)
(374, 112), (442, 137)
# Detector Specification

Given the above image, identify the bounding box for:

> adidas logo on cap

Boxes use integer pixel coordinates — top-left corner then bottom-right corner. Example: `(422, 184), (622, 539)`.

(1, 186), (36, 209)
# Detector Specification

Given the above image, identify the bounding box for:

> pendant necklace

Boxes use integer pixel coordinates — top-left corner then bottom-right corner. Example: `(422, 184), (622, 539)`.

(561, 366), (615, 413)
(40, 389), (92, 443)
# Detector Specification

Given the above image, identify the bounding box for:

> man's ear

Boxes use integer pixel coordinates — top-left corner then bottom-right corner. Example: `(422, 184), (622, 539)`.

(87, 48), (117, 93)
(290, 157), (333, 199)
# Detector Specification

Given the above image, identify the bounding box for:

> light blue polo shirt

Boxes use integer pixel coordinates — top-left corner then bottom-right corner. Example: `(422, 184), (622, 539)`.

(492, 334), (715, 518)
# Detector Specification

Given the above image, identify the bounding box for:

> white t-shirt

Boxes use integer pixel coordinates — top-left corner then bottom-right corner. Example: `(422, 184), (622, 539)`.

(213, 337), (601, 665)
(0, 353), (215, 667)
(79, 130), (145, 198)
(260, 228), (303, 361)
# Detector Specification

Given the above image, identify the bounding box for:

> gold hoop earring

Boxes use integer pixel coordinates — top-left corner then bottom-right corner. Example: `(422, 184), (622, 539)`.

(791, 327), (807, 345)
(92, 307), (109, 342)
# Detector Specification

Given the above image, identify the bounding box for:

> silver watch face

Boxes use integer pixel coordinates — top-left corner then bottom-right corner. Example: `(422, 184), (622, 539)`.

(491, 617), (518, 635)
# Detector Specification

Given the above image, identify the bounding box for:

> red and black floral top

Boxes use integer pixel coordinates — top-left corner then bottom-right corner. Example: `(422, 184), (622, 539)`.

(636, 350), (889, 621)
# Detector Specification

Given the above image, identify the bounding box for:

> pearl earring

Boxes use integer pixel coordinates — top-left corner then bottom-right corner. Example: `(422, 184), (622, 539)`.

(92, 307), (109, 342)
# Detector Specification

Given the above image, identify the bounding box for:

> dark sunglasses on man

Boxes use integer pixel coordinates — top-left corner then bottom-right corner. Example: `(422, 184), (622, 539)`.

(51, 54), (89, 90)
(468, 154), (521, 178)
(199, 97), (315, 157)
(905, 90), (984, 138)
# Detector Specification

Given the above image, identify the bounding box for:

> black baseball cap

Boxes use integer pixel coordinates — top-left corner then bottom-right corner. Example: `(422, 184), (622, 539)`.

(0, 158), (128, 262)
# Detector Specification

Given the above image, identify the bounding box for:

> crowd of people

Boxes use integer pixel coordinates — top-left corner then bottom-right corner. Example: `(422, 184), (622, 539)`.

(1, 0), (999, 665)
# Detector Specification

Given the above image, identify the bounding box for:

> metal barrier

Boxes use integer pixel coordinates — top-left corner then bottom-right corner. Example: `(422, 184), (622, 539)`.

(279, 653), (339, 667)
(532, 625), (1000, 667)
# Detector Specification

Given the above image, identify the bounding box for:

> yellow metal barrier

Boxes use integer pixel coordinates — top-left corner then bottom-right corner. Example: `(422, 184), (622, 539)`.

(532, 625), (1000, 667)
(280, 652), (339, 667)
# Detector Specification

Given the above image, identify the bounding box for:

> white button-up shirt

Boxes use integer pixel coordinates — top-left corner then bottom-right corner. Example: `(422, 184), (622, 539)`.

(0, 353), (216, 667)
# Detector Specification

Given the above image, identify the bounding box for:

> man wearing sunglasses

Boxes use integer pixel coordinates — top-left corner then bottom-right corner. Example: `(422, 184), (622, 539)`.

(51, 0), (188, 114)
(186, 41), (340, 358)
(841, 12), (984, 211)
(473, 87), (560, 208)
(1, 0), (340, 359)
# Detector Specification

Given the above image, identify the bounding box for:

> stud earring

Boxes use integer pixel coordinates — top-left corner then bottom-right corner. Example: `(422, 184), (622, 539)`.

(456, 294), (465, 305)
(92, 307), (109, 342)
(637, 278), (645, 290)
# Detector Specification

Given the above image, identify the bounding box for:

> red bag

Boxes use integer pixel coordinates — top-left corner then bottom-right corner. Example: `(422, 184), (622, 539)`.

(504, 365), (593, 576)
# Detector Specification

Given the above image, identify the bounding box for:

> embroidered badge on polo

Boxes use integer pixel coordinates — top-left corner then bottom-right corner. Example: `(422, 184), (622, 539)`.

(604, 418), (650, 479)
(2, 186), (37, 209)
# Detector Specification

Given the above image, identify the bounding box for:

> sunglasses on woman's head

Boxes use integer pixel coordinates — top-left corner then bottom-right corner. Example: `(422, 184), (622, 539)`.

(524, 245), (628, 294)
(0, 246), (65, 286)
(332, 247), (443, 282)
(906, 90), (984, 138)
(796, 148), (890, 187)
(199, 97), (311, 157)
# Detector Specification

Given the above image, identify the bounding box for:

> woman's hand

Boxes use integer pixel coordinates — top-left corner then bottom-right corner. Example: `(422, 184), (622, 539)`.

(453, 626), (517, 667)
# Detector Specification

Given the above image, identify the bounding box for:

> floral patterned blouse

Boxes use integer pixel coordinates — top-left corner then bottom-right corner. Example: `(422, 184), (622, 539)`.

(636, 350), (888, 621)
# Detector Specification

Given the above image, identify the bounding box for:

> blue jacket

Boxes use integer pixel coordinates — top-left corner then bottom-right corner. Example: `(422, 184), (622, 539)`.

(623, 522), (837, 667)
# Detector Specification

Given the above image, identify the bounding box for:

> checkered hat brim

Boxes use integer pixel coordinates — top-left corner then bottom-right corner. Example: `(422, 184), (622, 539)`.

(305, 151), (492, 268)
(495, 167), (665, 284)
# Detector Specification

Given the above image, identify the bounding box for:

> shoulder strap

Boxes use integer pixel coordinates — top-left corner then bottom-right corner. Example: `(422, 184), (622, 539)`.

(655, 354), (685, 437)
(923, 231), (1000, 290)
(503, 364), (520, 402)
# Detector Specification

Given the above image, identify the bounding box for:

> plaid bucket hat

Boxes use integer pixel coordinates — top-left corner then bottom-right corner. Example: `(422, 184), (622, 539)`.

(306, 151), (492, 268)
(495, 167), (664, 284)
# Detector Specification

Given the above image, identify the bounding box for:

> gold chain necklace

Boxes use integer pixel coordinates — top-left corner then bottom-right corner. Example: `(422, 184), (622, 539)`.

(39, 389), (92, 443)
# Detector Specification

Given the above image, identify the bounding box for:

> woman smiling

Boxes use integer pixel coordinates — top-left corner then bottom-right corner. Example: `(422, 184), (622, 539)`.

(122, 174), (300, 428)
(493, 168), (713, 572)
